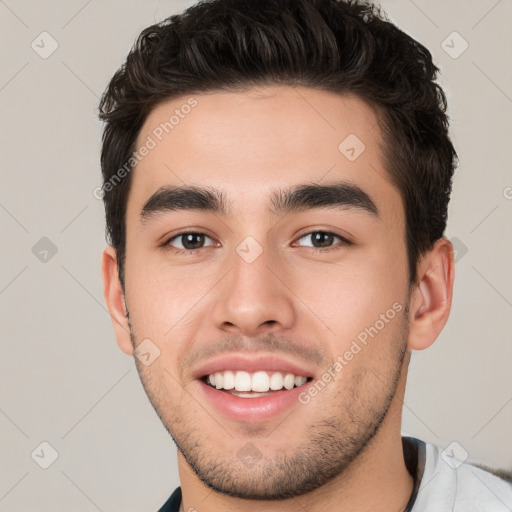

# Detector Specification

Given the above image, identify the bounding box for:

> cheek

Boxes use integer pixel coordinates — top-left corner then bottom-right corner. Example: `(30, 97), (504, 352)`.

(288, 250), (407, 348)
(125, 249), (221, 341)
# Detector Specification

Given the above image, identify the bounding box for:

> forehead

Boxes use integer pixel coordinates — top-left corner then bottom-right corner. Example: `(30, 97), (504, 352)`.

(128, 86), (401, 223)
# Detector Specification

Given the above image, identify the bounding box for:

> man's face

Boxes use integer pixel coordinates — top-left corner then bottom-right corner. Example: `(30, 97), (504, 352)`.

(123, 86), (411, 498)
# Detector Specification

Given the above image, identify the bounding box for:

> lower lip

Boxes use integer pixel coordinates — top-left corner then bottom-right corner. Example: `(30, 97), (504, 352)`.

(196, 379), (309, 422)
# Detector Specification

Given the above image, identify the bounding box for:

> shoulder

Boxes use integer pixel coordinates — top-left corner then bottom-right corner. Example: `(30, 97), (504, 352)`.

(412, 439), (512, 512)
(453, 460), (512, 511)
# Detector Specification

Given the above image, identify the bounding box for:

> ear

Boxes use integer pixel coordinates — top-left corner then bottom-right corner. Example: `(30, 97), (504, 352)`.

(101, 245), (134, 356)
(407, 237), (455, 351)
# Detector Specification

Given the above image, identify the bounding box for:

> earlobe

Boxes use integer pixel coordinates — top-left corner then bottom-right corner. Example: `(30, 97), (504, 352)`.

(101, 245), (134, 356)
(407, 238), (455, 351)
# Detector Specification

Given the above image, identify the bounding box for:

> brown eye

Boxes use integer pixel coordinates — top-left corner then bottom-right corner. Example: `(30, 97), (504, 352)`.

(296, 231), (347, 249)
(166, 232), (214, 251)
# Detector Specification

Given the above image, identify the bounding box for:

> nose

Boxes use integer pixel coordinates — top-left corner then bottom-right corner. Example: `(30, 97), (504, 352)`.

(210, 244), (296, 337)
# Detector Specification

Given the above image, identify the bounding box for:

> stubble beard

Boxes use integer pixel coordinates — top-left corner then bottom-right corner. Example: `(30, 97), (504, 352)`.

(129, 307), (410, 500)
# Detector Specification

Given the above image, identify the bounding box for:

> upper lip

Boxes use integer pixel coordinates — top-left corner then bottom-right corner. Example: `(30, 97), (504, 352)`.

(192, 353), (317, 380)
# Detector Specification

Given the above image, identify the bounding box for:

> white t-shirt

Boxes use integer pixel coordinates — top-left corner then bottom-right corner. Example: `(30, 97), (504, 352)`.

(403, 437), (512, 511)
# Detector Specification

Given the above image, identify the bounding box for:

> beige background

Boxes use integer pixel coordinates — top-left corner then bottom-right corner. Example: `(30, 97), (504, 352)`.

(0, 0), (511, 510)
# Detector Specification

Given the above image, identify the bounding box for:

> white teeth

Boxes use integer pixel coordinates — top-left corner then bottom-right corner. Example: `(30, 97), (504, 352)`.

(234, 371), (252, 391)
(205, 370), (309, 392)
(269, 372), (284, 390)
(283, 373), (295, 390)
(222, 370), (235, 390)
(251, 371), (270, 392)
(215, 372), (223, 390)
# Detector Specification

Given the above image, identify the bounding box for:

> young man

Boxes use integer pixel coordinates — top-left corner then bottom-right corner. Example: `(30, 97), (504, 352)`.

(99, 0), (512, 510)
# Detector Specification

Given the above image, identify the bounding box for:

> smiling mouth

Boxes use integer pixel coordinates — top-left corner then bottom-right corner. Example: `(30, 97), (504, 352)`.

(200, 370), (313, 398)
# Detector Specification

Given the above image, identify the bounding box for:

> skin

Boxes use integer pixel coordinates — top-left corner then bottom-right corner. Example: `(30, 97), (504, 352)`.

(102, 86), (454, 512)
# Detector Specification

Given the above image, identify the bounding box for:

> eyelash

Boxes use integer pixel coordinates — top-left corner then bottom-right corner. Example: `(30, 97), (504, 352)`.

(161, 230), (352, 255)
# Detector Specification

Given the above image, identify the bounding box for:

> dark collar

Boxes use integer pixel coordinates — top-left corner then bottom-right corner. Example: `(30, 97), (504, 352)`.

(402, 436), (427, 511)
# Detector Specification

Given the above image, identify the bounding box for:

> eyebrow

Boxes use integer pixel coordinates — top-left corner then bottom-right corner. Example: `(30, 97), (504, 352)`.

(140, 181), (379, 223)
(270, 181), (379, 218)
(140, 185), (229, 222)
